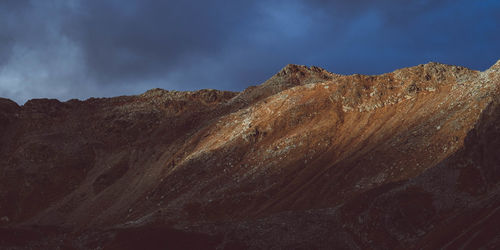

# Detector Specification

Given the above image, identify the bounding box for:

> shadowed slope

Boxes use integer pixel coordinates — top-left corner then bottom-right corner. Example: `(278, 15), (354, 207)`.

(0, 61), (499, 249)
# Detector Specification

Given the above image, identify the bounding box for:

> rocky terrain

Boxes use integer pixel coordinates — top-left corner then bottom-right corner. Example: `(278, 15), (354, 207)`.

(0, 60), (499, 249)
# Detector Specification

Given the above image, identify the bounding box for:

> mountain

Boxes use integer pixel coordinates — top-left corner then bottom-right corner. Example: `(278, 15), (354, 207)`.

(0, 60), (499, 249)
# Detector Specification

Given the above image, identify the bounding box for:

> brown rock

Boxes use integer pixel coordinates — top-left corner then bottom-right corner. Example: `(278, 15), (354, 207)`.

(0, 61), (499, 249)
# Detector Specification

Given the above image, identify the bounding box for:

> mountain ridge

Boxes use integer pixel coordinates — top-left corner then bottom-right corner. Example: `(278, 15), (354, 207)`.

(0, 60), (499, 249)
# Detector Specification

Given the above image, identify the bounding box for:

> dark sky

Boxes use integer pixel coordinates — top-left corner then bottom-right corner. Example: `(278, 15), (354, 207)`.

(1, 0), (499, 104)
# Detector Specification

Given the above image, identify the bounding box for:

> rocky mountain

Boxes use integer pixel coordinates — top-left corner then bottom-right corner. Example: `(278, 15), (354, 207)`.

(0, 60), (499, 249)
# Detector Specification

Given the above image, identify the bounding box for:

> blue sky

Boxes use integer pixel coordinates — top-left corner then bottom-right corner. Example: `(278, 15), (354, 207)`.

(0, 0), (499, 103)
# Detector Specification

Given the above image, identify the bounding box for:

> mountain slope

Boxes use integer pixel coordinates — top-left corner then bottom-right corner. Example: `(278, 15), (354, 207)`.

(0, 60), (499, 249)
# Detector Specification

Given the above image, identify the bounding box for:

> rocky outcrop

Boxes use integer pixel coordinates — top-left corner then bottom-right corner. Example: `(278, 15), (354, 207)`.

(0, 61), (499, 249)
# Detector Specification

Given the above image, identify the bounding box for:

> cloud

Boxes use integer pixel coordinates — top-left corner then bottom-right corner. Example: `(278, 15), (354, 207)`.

(0, 0), (499, 104)
(61, 1), (258, 85)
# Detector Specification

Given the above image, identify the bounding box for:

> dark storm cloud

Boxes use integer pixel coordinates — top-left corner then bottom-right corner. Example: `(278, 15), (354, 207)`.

(0, 0), (30, 64)
(294, 0), (500, 73)
(0, 0), (499, 103)
(61, 0), (257, 85)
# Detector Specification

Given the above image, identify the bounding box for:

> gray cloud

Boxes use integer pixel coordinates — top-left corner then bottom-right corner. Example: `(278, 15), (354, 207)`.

(61, 0), (258, 84)
(0, 0), (499, 104)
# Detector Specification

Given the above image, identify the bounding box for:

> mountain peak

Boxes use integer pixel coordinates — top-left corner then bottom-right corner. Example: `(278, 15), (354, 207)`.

(263, 64), (335, 88)
(276, 64), (333, 77)
(489, 59), (500, 71)
(1, 61), (500, 249)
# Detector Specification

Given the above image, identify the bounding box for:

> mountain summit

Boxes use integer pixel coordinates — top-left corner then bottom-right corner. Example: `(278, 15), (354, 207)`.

(1, 61), (499, 249)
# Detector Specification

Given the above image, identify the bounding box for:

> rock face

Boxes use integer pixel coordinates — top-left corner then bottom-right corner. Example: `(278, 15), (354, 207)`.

(0, 61), (499, 249)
